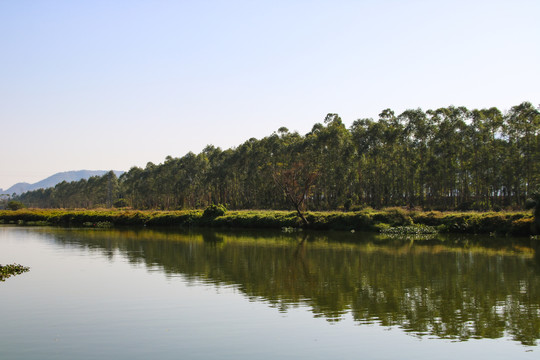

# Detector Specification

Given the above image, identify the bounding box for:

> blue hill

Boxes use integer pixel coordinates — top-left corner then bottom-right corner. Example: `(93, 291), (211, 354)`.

(1, 170), (124, 195)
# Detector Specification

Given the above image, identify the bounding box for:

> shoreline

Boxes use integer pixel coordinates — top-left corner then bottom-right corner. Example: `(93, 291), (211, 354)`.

(0, 208), (535, 236)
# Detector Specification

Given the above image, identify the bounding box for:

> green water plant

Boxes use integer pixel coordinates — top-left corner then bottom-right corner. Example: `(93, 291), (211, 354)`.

(380, 224), (438, 235)
(0, 263), (30, 282)
(82, 221), (113, 228)
(379, 224), (439, 241)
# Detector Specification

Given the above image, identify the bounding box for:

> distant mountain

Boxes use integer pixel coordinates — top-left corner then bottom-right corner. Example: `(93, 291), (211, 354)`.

(1, 170), (125, 195)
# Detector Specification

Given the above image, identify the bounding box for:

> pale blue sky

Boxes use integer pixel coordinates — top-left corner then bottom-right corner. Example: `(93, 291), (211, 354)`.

(1, 0), (539, 190)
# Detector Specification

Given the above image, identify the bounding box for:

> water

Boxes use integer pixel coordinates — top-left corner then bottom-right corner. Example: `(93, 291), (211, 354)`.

(1, 226), (539, 359)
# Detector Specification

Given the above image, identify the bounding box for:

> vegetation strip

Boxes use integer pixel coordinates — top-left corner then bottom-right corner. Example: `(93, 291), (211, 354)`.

(6, 102), (539, 213)
(0, 208), (534, 236)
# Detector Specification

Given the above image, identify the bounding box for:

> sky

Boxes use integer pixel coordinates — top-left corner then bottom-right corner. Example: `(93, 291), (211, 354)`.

(1, 0), (539, 190)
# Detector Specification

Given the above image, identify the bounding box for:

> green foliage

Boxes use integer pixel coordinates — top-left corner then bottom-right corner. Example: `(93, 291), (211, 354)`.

(380, 225), (438, 235)
(0, 208), (535, 236)
(11, 102), (539, 213)
(7, 200), (25, 210)
(379, 224), (439, 241)
(144, 211), (201, 226)
(113, 198), (129, 208)
(0, 263), (30, 282)
(527, 187), (540, 233)
(344, 198), (353, 211)
(510, 218), (534, 236)
(525, 198), (536, 210)
(203, 204), (227, 218)
(373, 207), (413, 226)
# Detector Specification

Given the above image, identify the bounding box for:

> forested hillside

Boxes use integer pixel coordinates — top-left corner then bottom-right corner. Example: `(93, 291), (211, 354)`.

(15, 102), (539, 211)
(1, 170), (124, 195)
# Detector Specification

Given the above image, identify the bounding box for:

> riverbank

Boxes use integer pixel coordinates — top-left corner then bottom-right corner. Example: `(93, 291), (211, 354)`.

(0, 208), (535, 236)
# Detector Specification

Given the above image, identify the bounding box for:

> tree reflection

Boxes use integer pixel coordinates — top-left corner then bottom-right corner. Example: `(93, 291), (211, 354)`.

(43, 228), (540, 346)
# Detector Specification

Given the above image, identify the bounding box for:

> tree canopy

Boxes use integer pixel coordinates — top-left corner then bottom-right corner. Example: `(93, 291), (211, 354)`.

(16, 102), (540, 212)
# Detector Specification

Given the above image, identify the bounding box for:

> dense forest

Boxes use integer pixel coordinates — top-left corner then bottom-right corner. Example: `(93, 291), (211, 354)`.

(15, 101), (540, 211)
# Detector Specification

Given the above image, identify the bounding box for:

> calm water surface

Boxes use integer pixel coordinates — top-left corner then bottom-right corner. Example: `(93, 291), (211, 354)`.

(1, 226), (539, 359)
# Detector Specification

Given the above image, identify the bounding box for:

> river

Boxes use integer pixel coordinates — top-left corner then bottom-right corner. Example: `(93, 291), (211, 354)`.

(1, 226), (539, 359)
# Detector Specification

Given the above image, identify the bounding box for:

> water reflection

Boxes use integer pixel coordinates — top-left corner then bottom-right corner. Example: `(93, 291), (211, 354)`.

(40, 228), (540, 346)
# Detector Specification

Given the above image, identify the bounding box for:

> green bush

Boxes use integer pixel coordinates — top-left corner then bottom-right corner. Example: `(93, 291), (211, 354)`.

(510, 218), (533, 236)
(203, 204), (227, 218)
(7, 201), (25, 211)
(113, 198), (129, 208)
(373, 208), (412, 226)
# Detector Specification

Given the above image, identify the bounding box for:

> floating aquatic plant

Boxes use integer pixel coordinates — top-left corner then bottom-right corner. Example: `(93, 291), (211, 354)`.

(380, 225), (438, 235)
(0, 263), (30, 282)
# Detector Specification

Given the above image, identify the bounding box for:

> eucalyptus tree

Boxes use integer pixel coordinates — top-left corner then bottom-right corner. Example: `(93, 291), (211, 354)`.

(150, 156), (178, 209)
(399, 108), (431, 207)
(119, 166), (144, 208)
(350, 117), (378, 207)
(377, 109), (409, 206)
(201, 145), (226, 206)
(306, 114), (354, 209)
(12, 101), (538, 212)
(469, 107), (505, 208)
(503, 102), (540, 205)
(424, 106), (469, 208)
(16, 188), (53, 208)
(52, 181), (74, 208)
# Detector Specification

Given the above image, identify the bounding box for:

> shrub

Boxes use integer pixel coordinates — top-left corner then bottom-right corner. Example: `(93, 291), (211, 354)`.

(350, 204), (369, 212)
(7, 201), (25, 211)
(203, 204), (227, 218)
(113, 198), (129, 208)
(373, 208), (412, 226)
(510, 218), (533, 236)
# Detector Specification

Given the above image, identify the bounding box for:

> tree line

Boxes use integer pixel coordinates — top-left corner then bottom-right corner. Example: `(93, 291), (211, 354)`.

(16, 101), (539, 211)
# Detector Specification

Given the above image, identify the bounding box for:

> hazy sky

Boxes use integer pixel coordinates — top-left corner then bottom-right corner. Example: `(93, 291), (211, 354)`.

(1, 0), (539, 190)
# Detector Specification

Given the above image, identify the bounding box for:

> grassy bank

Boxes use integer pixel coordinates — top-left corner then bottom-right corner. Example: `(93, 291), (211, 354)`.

(0, 208), (535, 236)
